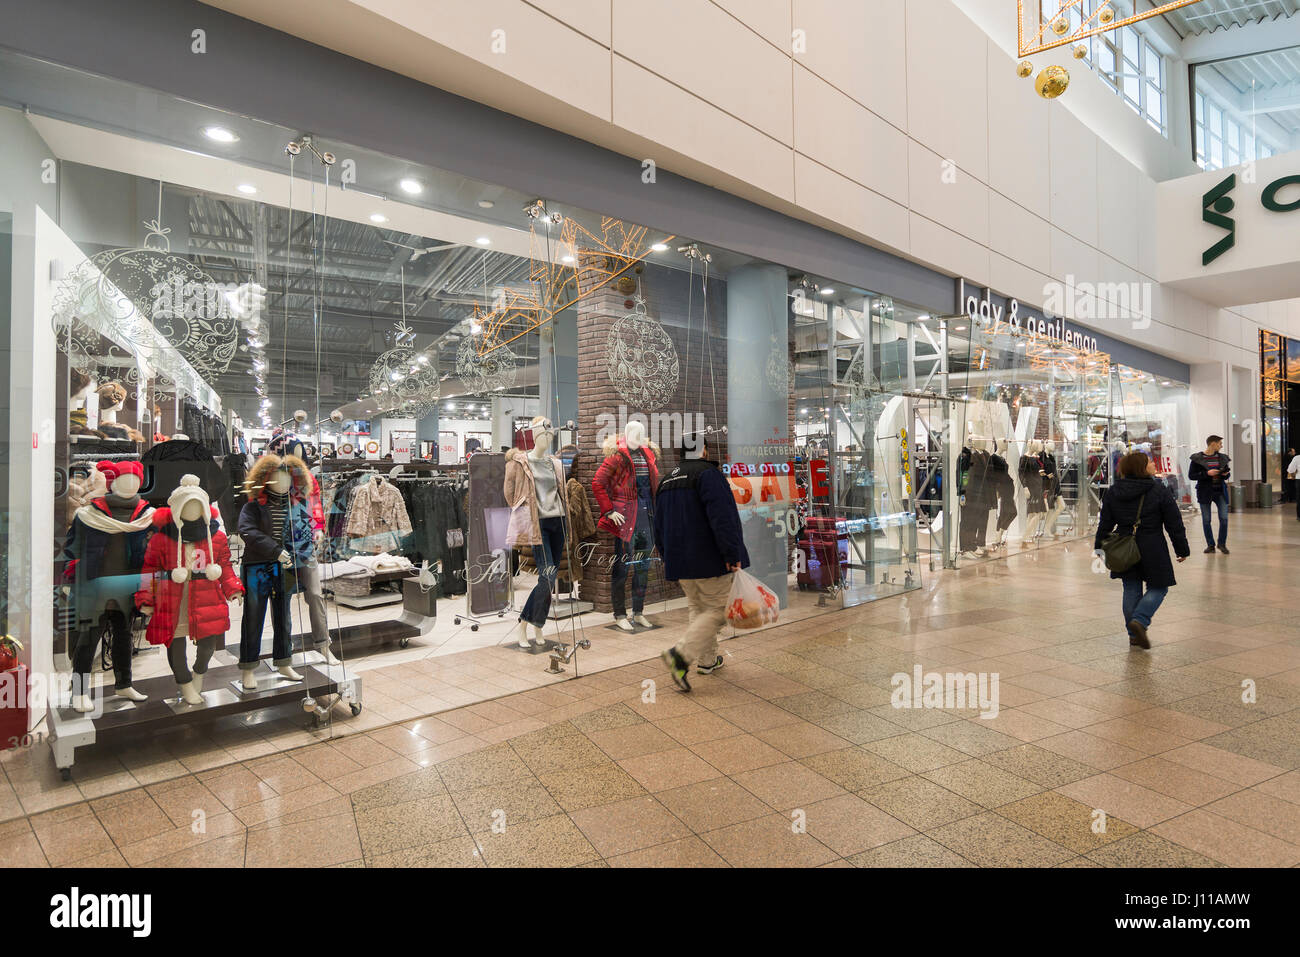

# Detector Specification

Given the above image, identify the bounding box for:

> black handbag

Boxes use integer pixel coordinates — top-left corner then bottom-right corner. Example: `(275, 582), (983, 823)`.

(1101, 492), (1146, 573)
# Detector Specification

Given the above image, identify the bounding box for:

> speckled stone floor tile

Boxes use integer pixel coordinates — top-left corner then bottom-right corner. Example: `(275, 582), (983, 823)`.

(927, 812), (1075, 867)
(350, 768), (447, 810)
(921, 759), (1044, 809)
(800, 793), (915, 857)
(1085, 831), (1222, 868)
(656, 777), (772, 833)
(798, 747), (911, 791)
(731, 760), (845, 811)
(980, 744), (1101, 788)
(569, 794), (690, 858)
(366, 834), (485, 867)
(472, 814), (601, 867)
(996, 790), (1140, 854)
(535, 762), (647, 812)
(861, 733), (969, 773)
(448, 778), (563, 832)
(860, 775), (983, 831)
(606, 834), (729, 867)
(435, 742), (535, 792)
(698, 813), (838, 868)
(847, 833), (975, 868)
(355, 794), (467, 858)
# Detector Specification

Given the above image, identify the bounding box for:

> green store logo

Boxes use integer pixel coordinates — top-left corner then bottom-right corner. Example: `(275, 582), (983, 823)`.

(1203, 172), (1300, 266)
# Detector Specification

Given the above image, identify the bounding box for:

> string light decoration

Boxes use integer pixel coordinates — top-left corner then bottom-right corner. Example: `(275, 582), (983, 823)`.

(473, 205), (674, 358)
(1015, 1), (1204, 98)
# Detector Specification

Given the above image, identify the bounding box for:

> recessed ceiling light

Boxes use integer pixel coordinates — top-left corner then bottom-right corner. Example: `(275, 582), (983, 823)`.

(203, 126), (238, 143)
(399, 178), (423, 195)
(236, 183), (257, 195)
(475, 237), (491, 246)
(651, 243), (669, 252)
(369, 213), (388, 223)
(477, 200), (495, 209)
(819, 288), (835, 295)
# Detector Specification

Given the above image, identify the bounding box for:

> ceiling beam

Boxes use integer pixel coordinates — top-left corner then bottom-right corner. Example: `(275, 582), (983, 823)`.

(1181, 13), (1300, 64)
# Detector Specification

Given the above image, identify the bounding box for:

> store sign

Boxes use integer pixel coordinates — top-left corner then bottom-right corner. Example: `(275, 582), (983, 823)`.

(1202, 171), (1300, 266)
(956, 279), (1099, 353)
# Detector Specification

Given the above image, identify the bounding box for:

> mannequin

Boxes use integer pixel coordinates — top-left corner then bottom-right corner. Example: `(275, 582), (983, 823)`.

(262, 436), (338, 665)
(68, 369), (103, 440)
(593, 421), (660, 629)
(957, 434), (994, 557)
(135, 475), (244, 705)
(989, 438), (1017, 548)
(238, 454), (318, 688)
(1042, 440), (1064, 536)
(504, 417), (571, 649)
(63, 460), (154, 713)
(95, 382), (145, 443)
(1019, 440), (1047, 546)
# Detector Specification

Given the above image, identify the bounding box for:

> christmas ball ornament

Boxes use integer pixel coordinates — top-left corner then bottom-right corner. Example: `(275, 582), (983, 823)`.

(456, 335), (519, 395)
(605, 295), (679, 411)
(367, 321), (440, 418)
(1073, 43), (1088, 59)
(1017, 60), (1034, 78)
(1051, 16), (1069, 35)
(1035, 65), (1070, 99)
(1098, 5), (1115, 24)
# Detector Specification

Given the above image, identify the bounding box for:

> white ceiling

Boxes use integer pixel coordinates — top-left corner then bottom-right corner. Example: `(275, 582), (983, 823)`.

(1161, 0), (1299, 37)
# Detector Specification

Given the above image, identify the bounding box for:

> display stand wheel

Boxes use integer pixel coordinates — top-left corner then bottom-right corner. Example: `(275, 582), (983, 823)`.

(350, 703), (362, 716)
(399, 637), (410, 648)
(60, 767), (72, 782)
(454, 616), (462, 625)
(471, 624), (479, 632)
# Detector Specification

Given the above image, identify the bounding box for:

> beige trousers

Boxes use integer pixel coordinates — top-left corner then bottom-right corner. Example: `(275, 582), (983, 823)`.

(674, 573), (733, 669)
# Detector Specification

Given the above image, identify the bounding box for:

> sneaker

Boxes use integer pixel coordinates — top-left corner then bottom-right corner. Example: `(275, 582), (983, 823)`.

(1126, 620), (1150, 650)
(661, 648), (691, 692)
(696, 655), (725, 675)
(1203, 546), (1216, 554)
(1217, 544), (1230, 554)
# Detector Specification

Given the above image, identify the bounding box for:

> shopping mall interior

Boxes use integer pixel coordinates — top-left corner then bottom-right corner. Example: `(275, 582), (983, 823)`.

(1, 0), (1298, 894)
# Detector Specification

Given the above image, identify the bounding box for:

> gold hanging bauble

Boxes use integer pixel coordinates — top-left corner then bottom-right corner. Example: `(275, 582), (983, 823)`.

(1098, 5), (1115, 24)
(1017, 60), (1034, 78)
(1051, 16), (1070, 36)
(1072, 43), (1088, 59)
(1035, 65), (1070, 99)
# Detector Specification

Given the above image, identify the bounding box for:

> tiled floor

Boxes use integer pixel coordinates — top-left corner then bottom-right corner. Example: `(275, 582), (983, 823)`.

(3, 511), (1299, 867)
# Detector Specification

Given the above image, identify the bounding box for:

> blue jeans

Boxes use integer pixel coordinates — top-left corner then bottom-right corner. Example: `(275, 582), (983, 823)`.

(521, 517), (565, 627)
(240, 562), (293, 667)
(1122, 578), (1168, 628)
(1199, 488), (1228, 547)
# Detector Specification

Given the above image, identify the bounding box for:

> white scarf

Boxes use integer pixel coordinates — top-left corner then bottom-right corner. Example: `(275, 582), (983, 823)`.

(75, 501), (155, 534)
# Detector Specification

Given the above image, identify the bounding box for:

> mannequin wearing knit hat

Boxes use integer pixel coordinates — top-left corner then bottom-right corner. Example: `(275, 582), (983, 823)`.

(135, 475), (244, 706)
(62, 459), (154, 713)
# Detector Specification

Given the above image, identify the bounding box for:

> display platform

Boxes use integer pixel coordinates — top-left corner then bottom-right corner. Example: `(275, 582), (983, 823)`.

(47, 660), (363, 778)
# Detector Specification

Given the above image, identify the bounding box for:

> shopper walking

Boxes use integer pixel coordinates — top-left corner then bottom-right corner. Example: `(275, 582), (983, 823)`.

(655, 434), (749, 692)
(1095, 452), (1189, 650)
(1288, 451), (1300, 520)
(1189, 434), (1231, 554)
(1285, 448), (1298, 507)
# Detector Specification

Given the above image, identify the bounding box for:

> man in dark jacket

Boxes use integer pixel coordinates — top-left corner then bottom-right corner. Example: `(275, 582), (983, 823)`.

(656, 436), (750, 692)
(1188, 435), (1230, 554)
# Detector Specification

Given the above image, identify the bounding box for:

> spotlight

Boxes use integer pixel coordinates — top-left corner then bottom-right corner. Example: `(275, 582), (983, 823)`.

(203, 126), (238, 143)
(369, 213), (388, 223)
(476, 237), (491, 246)
(399, 178), (423, 195)
(237, 184), (257, 195)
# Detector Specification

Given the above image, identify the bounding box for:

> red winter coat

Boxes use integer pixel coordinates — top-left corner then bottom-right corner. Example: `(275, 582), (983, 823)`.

(134, 507), (243, 646)
(592, 437), (659, 542)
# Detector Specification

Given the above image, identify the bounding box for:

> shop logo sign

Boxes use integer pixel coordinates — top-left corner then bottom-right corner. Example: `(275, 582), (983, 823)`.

(1201, 174), (1236, 266)
(1202, 171), (1300, 266)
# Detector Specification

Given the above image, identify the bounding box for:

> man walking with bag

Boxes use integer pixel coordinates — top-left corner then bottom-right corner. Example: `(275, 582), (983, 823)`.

(656, 433), (749, 692)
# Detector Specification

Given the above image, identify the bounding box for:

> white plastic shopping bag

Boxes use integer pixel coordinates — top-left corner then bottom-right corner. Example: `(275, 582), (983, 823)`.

(726, 569), (780, 630)
(504, 494), (532, 548)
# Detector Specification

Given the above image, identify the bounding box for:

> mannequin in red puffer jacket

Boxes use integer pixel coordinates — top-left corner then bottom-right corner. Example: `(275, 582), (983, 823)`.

(135, 475), (243, 705)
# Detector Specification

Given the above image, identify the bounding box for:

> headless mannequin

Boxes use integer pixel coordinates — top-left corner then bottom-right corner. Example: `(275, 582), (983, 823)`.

(1042, 441), (1064, 536)
(611, 421), (653, 630)
(1021, 440), (1047, 546)
(240, 467), (306, 688)
(960, 434), (992, 557)
(68, 470), (151, 713)
(278, 439), (340, 666)
(142, 498), (244, 705)
(516, 422), (558, 649)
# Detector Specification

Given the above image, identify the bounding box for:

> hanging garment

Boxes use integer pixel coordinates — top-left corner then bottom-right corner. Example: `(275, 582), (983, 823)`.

(1019, 453), (1047, 513)
(1041, 452), (1061, 507)
(344, 475), (413, 553)
(990, 454), (1018, 532)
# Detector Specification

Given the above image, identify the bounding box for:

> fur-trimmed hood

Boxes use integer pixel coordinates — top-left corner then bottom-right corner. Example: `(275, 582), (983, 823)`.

(245, 453), (312, 503)
(601, 434), (661, 460)
(505, 447), (530, 465)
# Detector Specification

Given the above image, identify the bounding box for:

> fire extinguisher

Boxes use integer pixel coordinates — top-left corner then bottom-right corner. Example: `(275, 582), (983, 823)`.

(0, 636), (29, 752)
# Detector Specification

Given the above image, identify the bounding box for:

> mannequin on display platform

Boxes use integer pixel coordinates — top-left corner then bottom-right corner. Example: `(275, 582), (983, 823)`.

(264, 435), (339, 665)
(238, 454), (321, 689)
(958, 434), (994, 557)
(593, 420), (660, 630)
(1042, 441), (1064, 536)
(63, 460), (154, 713)
(135, 475), (244, 706)
(504, 417), (571, 649)
(989, 437), (1017, 549)
(1019, 440), (1048, 547)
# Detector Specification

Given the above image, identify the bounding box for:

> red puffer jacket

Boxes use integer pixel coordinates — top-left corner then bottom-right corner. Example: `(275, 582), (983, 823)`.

(592, 436), (659, 542)
(134, 507), (243, 646)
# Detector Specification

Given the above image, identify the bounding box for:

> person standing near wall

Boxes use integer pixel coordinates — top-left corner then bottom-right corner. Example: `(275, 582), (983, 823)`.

(1189, 435), (1231, 555)
(655, 435), (749, 692)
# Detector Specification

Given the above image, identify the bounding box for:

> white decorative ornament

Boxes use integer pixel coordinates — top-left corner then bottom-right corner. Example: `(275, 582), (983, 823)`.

(605, 295), (679, 411)
(367, 321), (440, 418)
(456, 335), (518, 395)
(764, 335), (795, 394)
